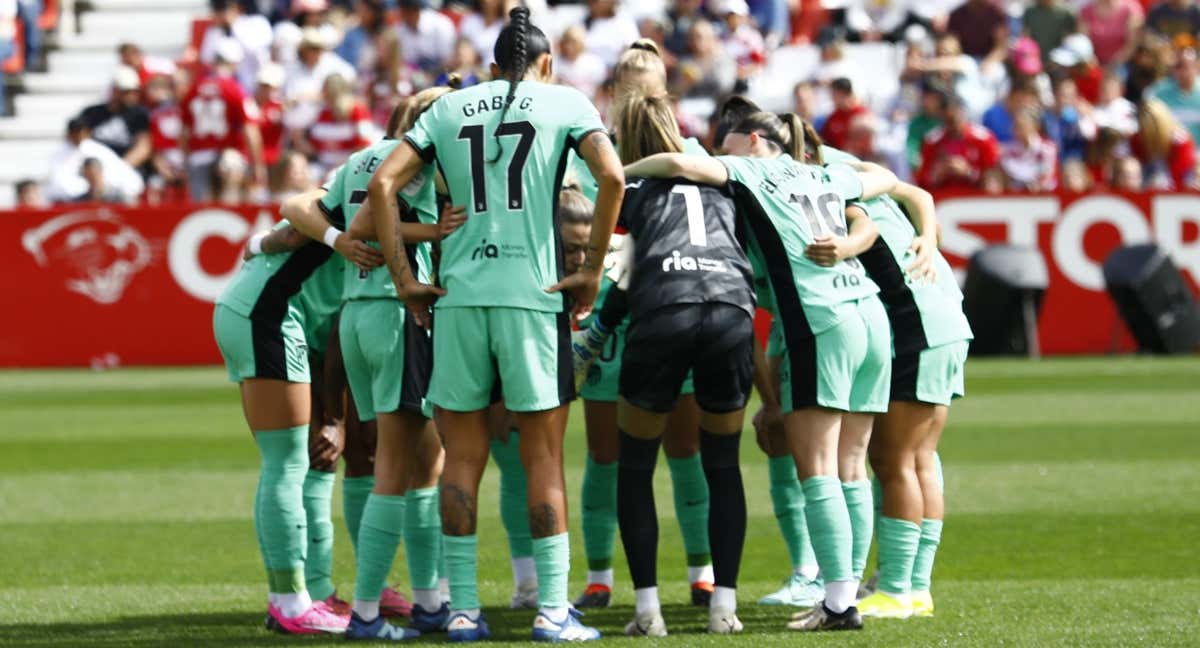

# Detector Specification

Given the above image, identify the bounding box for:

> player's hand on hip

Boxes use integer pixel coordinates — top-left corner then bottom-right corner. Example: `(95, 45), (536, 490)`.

(399, 281), (446, 330)
(334, 234), (385, 272)
(438, 204), (468, 240)
(546, 271), (601, 321)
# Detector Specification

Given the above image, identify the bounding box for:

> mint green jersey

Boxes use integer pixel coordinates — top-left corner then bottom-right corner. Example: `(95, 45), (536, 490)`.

(405, 80), (606, 312)
(721, 154), (879, 335)
(216, 220), (343, 349)
(320, 139), (437, 302)
(569, 137), (708, 203)
(821, 146), (972, 349)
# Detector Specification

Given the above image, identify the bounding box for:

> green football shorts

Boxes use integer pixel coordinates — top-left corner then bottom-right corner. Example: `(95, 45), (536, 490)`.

(212, 304), (310, 384)
(428, 306), (574, 413)
(778, 295), (892, 414)
(891, 339), (969, 406)
(339, 299), (432, 420)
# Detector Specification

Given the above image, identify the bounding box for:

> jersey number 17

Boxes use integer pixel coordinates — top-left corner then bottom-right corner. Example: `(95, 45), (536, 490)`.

(458, 121), (536, 213)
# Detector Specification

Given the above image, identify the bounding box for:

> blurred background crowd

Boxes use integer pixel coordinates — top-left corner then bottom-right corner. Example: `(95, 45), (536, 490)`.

(3, 0), (1199, 208)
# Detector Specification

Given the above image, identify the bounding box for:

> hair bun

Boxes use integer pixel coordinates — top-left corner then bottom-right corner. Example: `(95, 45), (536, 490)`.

(509, 5), (529, 21)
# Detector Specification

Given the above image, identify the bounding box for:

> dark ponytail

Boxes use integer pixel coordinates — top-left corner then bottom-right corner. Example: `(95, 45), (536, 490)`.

(490, 6), (550, 163)
(730, 111), (793, 156)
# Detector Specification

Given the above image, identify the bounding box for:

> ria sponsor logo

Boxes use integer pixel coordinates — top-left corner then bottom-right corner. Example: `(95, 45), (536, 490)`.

(471, 239), (499, 260)
(661, 250), (728, 273)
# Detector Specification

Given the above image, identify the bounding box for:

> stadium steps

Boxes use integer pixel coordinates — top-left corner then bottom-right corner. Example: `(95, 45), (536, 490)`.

(0, 3), (192, 206)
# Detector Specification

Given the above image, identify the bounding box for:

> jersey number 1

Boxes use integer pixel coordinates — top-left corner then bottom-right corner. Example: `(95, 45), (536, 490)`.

(670, 185), (707, 247)
(458, 121), (536, 213)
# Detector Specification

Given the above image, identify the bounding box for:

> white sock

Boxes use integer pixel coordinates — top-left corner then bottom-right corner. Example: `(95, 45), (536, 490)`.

(587, 568), (614, 588)
(634, 587), (660, 615)
(353, 599), (379, 621)
(458, 607), (481, 620)
(825, 580), (859, 614)
(439, 578), (451, 604)
(512, 556), (537, 588)
(276, 590), (313, 618)
(688, 564), (714, 584)
(413, 588), (441, 611)
(711, 586), (737, 612)
(540, 606), (570, 623)
(798, 564), (820, 581)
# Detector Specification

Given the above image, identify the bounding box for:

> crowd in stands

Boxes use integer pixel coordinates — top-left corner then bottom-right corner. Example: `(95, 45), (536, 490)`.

(6, 0), (1200, 208)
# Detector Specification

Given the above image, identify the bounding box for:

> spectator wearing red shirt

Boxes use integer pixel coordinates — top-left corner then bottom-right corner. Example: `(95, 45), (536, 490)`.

(304, 73), (375, 178)
(918, 94), (1001, 191)
(180, 38), (266, 202)
(146, 73), (186, 204)
(1051, 33), (1105, 104)
(820, 77), (870, 150)
(253, 63), (286, 169)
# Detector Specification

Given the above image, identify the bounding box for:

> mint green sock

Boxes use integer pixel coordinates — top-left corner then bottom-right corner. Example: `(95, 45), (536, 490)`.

(342, 475), (374, 552)
(353, 493), (406, 602)
(911, 519), (943, 592)
(444, 534), (480, 610)
(581, 454), (617, 571)
(254, 426), (309, 594)
(533, 532), (570, 609)
(302, 469), (336, 600)
(768, 455), (815, 572)
(404, 487), (441, 591)
(842, 480), (873, 580)
(877, 517), (921, 596)
(667, 453), (711, 567)
(490, 433), (533, 558)
(801, 476), (853, 583)
(870, 475), (883, 575)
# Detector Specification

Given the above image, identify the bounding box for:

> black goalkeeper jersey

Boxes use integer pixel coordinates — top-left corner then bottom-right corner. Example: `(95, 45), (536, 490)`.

(619, 177), (755, 320)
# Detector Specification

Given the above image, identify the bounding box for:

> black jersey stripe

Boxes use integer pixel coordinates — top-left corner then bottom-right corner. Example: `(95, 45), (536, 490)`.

(731, 181), (818, 409)
(550, 134), (575, 310)
(403, 135), (436, 163)
(856, 233), (929, 357)
(249, 243), (335, 377)
(317, 200), (347, 229)
(555, 310), (576, 405)
(398, 198), (424, 283)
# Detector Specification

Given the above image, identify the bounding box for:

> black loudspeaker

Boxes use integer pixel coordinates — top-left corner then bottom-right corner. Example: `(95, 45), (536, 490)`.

(962, 245), (1049, 356)
(1102, 244), (1200, 354)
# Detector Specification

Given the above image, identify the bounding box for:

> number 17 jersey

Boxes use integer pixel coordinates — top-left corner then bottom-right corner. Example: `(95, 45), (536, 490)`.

(405, 80), (607, 312)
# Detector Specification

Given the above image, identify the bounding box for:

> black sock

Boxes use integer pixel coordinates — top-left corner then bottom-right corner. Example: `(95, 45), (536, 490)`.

(700, 429), (746, 590)
(617, 429), (662, 590)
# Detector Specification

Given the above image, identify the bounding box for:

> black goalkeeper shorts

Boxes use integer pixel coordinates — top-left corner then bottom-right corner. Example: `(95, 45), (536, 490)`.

(619, 303), (754, 414)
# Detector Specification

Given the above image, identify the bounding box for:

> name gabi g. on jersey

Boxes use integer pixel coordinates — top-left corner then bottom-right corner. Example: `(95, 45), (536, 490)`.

(661, 250), (730, 273)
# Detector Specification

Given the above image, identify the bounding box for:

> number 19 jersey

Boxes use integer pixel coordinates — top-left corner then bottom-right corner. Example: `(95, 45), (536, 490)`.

(404, 80), (607, 312)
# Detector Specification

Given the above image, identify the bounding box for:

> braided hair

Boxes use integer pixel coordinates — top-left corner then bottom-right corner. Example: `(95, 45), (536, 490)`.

(490, 6), (551, 163)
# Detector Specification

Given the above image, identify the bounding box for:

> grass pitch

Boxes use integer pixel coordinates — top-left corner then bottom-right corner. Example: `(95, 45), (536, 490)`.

(1, 357), (1198, 646)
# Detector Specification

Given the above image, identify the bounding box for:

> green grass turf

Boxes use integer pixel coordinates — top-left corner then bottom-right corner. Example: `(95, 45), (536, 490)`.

(1, 357), (1199, 646)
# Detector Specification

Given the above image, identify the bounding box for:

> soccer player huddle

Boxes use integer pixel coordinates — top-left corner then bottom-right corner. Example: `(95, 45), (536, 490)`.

(212, 6), (972, 642)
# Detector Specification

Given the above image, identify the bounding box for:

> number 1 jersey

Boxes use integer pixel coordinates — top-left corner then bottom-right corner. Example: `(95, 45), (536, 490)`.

(404, 80), (606, 312)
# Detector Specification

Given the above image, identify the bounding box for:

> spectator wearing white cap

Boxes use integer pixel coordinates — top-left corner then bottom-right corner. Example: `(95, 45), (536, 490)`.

(283, 26), (357, 131)
(181, 38), (267, 202)
(77, 66), (153, 169)
(253, 62), (287, 172)
(716, 0), (764, 76)
(842, 0), (917, 42)
(555, 24), (607, 97)
(199, 0), (273, 92)
(1051, 33), (1104, 104)
(273, 0), (342, 68)
(583, 0), (641, 68)
(395, 0), (456, 76)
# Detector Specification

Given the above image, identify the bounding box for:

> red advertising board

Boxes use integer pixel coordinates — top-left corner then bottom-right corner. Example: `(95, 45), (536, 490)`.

(1, 192), (1198, 367)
